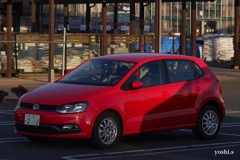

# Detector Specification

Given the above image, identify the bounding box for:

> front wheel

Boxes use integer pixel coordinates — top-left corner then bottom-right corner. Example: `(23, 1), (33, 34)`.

(193, 105), (221, 140)
(90, 111), (121, 149)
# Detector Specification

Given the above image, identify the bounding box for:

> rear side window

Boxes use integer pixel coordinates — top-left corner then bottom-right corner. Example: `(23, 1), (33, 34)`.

(166, 59), (202, 83)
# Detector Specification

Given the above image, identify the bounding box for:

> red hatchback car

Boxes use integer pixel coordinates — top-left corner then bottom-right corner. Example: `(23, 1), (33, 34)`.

(15, 53), (225, 148)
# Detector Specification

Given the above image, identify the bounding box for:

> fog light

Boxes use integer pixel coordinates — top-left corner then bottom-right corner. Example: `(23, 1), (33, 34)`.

(62, 124), (79, 130)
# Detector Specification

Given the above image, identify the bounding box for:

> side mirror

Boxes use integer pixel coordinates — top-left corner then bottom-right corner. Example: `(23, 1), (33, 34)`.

(131, 81), (143, 89)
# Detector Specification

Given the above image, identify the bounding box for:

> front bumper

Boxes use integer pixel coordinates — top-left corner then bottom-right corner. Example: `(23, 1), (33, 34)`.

(14, 108), (93, 139)
(15, 122), (80, 134)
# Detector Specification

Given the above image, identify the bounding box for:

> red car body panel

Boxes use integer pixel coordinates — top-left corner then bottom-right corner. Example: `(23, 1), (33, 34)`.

(15, 53), (225, 139)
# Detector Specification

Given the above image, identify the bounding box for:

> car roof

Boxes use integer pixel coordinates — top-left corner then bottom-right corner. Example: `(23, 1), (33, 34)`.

(93, 53), (200, 63)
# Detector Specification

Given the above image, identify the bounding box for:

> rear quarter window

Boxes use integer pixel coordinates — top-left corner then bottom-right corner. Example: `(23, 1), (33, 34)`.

(193, 62), (204, 78)
(166, 59), (203, 83)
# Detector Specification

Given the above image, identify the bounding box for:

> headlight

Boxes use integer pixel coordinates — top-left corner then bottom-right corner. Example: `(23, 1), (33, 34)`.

(56, 102), (88, 113)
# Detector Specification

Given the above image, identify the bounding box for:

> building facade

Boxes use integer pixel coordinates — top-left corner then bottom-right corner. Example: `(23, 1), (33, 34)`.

(0, 0), (236, 36)
(161, 0), (234, 36)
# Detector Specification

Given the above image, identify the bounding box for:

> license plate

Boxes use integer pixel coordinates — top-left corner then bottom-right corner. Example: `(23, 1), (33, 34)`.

(24, 114), (40, 126)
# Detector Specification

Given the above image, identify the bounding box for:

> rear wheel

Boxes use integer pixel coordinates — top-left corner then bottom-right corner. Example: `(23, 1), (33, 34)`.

(90, 111), (121, 149)
(193, 105), (221, 140)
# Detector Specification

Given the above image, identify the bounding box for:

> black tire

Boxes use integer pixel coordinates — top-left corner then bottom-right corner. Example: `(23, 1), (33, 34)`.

(193, 105), (221, 140)
(90, 111), (121, 149)
(27, 136), (48, 143)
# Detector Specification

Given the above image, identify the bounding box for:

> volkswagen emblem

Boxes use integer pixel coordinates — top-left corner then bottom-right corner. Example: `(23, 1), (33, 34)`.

(33, 103), (40, 110)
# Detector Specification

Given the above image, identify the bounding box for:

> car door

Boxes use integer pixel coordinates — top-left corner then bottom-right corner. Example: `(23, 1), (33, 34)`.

(123, 61), (172, 133)
(165, 59), (202, 127)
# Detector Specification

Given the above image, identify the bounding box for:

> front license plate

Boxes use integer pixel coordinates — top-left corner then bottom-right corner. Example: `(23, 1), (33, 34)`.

(24, 114), (40, 126)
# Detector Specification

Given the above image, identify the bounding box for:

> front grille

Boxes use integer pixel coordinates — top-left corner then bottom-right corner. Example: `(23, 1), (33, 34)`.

(15, 122), (80, 135)
(20, 102), (58, 111)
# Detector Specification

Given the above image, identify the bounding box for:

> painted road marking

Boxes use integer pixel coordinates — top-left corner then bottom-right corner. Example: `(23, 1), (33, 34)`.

(219, 133), (240, 137)
(0, 110), (14, 115)
(62, 141), (240, 160)
(0, 137), (27, 143)
(0, 121), (14, 126)
(226, 110), (240, 114)
(221, 122), (240, 128)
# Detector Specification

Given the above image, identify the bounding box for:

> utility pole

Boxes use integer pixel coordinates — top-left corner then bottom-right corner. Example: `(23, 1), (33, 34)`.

(48, 0), (54, 82)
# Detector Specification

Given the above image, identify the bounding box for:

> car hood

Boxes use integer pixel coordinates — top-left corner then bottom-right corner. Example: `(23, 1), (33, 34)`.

(21, 82), (108, 105)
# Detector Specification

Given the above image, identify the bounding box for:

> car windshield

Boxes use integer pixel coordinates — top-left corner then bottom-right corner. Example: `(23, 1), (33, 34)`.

(58, 59), (136, 86)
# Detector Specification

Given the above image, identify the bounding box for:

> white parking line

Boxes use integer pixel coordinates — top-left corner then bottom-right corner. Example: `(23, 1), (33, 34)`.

(62, 141), (240, 160)
(0, 137), (27, 143)
(0, 111), (14, 115)
(226, 110), (240, 114)
(146, 146), (187, 151)
(190, 141), (240, 147)
(221, 122), (240, 128)
(0, 121), (14, 126)
(222, 122), (240, 125)
(219, 133), (240, 137)
(62, 154), (100, 160)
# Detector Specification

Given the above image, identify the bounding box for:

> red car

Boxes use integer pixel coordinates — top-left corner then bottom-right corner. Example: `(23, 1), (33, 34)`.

(15, 53), (225, 148)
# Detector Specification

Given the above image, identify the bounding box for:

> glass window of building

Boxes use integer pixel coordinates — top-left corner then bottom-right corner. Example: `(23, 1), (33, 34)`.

(222, 20), (227, 33)
(228, 0), (234, 18)
(164, 2), (171, 17)
(216, 0), (221, 18)
(210, 3), (215, 18)
(197, 2), (203, 18)
(172, 20), (180, 33)
(172, 3), (180, 17)
(204, 2), (209, 18)
(186, 2), (190, 18)
(162, 19), (171, 33)
(222, 0), (228, 18)
(227, 21), (233, 34)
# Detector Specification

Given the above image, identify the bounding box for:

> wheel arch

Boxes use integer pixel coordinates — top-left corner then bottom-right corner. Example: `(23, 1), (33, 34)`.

(89, 109), (124, 148)
(199, 100), (225, 122)
(94, 109), (124, 136)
